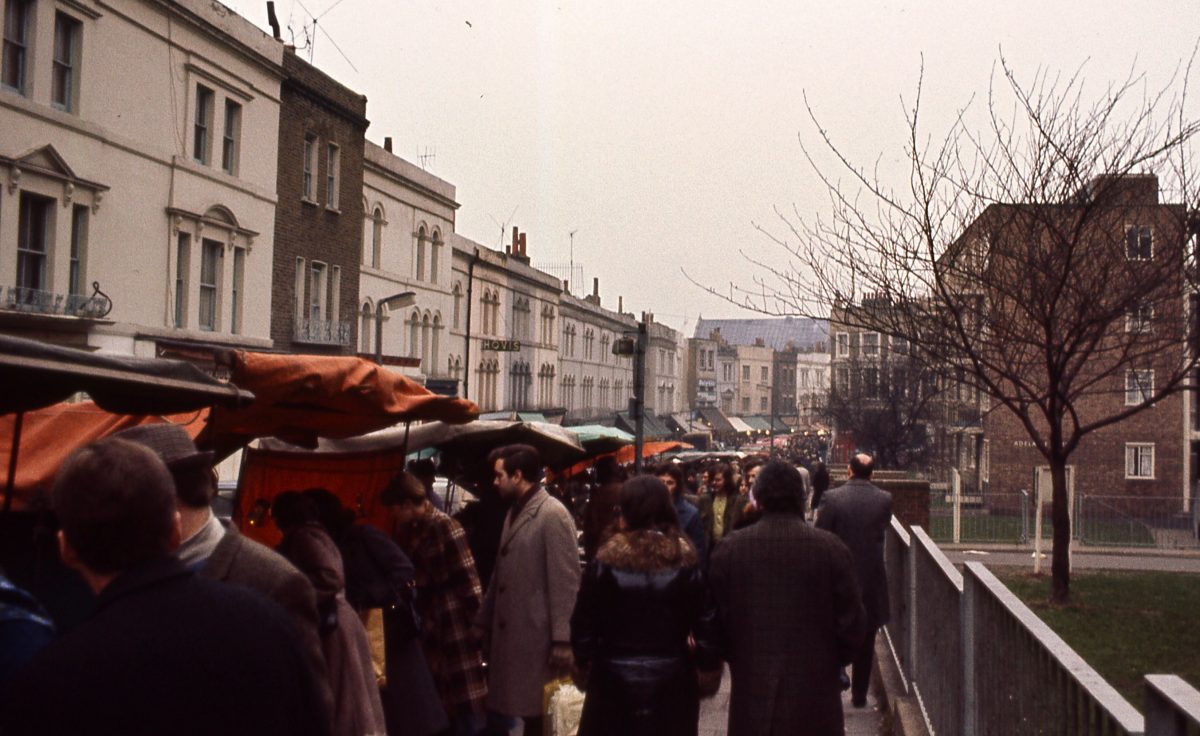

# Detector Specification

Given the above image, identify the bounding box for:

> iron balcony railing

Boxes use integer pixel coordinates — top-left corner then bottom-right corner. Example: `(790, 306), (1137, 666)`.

(294, 318), (353, 346)
(3, 285), (111, 318)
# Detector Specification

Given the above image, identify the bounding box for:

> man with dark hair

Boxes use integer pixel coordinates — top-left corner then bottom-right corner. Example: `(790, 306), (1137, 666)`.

(817, 452), (893, 708)
(4, 439), (331, 736)
(112, 423), (333, 722)
(407, 458), (446, 511)
(478, 444), (580, 736)
(653, 462), (707, 567)
(709, 460), (866, 735)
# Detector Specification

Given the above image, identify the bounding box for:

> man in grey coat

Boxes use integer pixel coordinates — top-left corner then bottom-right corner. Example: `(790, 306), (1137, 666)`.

(709, 460), (866, 735)
(816, 452), (893, 708)
(478, 444), (580, 736)
(115, 424), (334, 724)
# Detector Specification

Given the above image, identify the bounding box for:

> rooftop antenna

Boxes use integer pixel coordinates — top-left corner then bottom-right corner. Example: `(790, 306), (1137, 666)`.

(568, 228), (578, 293)
(418, 145), (436, 171)
(488, 205), (519, 249)
(292, 0), (358, 71)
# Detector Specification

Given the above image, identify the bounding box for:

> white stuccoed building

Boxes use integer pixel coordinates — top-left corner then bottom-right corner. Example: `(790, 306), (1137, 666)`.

(0, 0), (283, 356)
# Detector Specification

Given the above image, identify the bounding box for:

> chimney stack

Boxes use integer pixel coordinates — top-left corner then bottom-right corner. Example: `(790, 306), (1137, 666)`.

(618, 296), (623, 313)
(592, 278), (599, 297)
(384, 137), (393, 153)
(563, 280), (570, 292)
(266, 1), (281, 39)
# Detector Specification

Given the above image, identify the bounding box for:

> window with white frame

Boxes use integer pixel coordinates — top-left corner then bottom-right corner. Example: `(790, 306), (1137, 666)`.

(891, 335), (908, 355)
(429, 234), (440, 284)
(175, 234), (190, 328)
(294, 257), (306, 320)
(2, 0), (33, 93)
(52, 12), (81, 112)
(742, 365), (750, 382)
(222, 100), (242, 175)
(325, 143), (340, 210)
(1125, 369), (1154, 405)
(198, 239), (222, 331)
(760, 366), (768, 383)
(230, 247), (244, 334)
(1125, 225), (1152, 260)
(193, 85), (214, 165)
(309, 262), (327, 322)
(415, 226), (426, 281)
(862, 332), (880, 356)
(68, 205), (87, 296)
(16, 192), (51, 293)
(1125, 443), (1154, 479)
(836, 332), (849, 358)
(302, 134), (317, 200)
(1126, 300), (1153, 333)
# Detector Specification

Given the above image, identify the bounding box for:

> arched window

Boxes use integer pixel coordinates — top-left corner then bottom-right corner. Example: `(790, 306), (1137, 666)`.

(415, 226), (427, 281)
(360, 302), (373, 353)
(452, 283), (462, 329)
(421, 312), (432, 372)
(429, 229), (441, 284)
(371, 207), (383, 268)
(408, 310), (420, 358)
(432, 314), (442, 374)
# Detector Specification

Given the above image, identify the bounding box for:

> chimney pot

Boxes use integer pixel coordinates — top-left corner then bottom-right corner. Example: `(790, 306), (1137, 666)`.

(563, 280), (569, 292)
(384, 137), (393, 153)
(593, 277), (599, 297)
(519, 232), (527, 256)
(512, 226), (519, 251)
(618, 296), (623, 313)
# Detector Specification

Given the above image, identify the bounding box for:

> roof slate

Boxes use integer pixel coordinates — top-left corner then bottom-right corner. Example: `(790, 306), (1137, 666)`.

(693, 317), (829, 352)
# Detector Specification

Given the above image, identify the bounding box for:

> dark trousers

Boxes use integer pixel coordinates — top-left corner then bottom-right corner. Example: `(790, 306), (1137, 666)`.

(851, 626), (879, 703)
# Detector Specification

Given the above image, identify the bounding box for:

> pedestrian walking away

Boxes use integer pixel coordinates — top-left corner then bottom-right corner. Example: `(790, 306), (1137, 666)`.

(816, 452), (893, 709)
(708, 460), (866, 736)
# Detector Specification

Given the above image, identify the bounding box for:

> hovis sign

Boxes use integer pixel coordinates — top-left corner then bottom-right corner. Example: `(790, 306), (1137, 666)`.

(483, 339), (521, 352)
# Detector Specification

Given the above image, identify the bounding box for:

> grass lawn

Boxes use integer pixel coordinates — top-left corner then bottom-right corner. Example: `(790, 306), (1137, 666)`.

(993, 569), (1200, 708)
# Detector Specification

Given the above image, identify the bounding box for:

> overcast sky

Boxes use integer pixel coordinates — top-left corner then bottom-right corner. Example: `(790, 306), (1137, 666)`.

(224, 0), (1198, 335)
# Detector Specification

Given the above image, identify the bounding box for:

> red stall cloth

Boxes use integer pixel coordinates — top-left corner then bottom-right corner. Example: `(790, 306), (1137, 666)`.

(234, 445), (408, 548)
(0, 403), (207, 512)
(201, 350), (479, 458)
(558, 440), (692, 479)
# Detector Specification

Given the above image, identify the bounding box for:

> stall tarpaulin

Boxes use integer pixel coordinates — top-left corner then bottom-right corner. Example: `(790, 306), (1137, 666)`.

(0, 402), (207, 511)
(234, 445), (408, 548)
(200, 351), (478, 455)
(559, 440), (692, 478)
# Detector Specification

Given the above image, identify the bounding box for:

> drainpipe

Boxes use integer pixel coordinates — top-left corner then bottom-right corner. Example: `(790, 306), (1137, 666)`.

(463, 248), (480, 400)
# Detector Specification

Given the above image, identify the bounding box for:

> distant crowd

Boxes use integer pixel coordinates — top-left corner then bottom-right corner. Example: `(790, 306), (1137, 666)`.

(0, 428), (892, 736)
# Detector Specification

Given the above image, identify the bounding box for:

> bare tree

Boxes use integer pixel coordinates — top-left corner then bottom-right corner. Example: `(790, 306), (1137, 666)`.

(692, 55), (1200, 602)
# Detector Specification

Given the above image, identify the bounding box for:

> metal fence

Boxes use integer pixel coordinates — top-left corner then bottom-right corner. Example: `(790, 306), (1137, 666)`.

(882, 521), (1200, 734)
(927, 490), (1200, 550)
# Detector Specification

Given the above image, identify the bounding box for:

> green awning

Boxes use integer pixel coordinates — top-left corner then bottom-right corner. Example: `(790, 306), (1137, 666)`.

(517, 412), (547, 423)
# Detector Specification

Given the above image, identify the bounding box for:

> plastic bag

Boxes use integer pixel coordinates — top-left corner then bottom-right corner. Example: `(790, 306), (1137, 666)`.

(542, 677), (585, 736)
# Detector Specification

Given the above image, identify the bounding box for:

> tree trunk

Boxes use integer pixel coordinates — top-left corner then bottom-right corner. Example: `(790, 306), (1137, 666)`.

(1049, 454), (1071, 604)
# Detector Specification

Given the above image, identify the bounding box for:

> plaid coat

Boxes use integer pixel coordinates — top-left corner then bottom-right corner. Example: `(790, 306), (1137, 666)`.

(397, 509), (487, 715)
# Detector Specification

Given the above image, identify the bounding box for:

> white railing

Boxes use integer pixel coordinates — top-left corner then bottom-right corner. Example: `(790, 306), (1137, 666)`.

(883, 520), (1200, 734)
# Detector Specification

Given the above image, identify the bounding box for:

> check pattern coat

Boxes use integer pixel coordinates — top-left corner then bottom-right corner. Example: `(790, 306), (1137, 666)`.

(397, 509), (487, 715)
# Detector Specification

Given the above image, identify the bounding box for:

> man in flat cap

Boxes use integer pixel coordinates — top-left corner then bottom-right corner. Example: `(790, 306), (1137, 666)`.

(114, 423), (333, 721)
(4, 438), (331, 736)
(708, 460), (866, 736)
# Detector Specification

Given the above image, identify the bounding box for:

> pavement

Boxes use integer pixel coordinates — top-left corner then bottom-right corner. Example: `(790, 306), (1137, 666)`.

(698, 665), (885, 736)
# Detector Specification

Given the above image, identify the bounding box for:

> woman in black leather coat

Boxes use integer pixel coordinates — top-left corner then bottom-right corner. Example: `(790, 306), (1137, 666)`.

(570, 476), (722, 736)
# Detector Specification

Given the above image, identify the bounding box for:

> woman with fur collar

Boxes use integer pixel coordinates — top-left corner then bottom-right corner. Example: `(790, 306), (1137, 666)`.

(570, 476), (722, 736)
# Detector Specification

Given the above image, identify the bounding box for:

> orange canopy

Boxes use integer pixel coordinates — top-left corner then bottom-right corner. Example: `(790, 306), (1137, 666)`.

(0, 403), (208, 512)
(234, 445), (407, 548)
(200, 351), (478, 454)
(560, 440), (692, 478)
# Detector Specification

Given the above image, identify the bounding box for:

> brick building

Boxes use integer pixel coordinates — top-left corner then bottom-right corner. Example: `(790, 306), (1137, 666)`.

(271, 49), (367, 354)
(977, 175), (1192, 504)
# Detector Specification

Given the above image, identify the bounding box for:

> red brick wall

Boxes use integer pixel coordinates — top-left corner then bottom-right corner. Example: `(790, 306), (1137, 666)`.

(271, 51), (368, 353)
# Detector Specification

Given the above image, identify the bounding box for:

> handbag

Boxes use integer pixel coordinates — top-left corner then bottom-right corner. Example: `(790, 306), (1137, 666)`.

(350, 527), (422, 642)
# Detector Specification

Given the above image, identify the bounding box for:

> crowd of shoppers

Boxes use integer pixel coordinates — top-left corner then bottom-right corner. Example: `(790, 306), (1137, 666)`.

(1, 427), (891, 736)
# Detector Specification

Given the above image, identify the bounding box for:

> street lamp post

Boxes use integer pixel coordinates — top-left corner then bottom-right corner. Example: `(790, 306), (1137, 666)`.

(375, 291), (416, 366)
